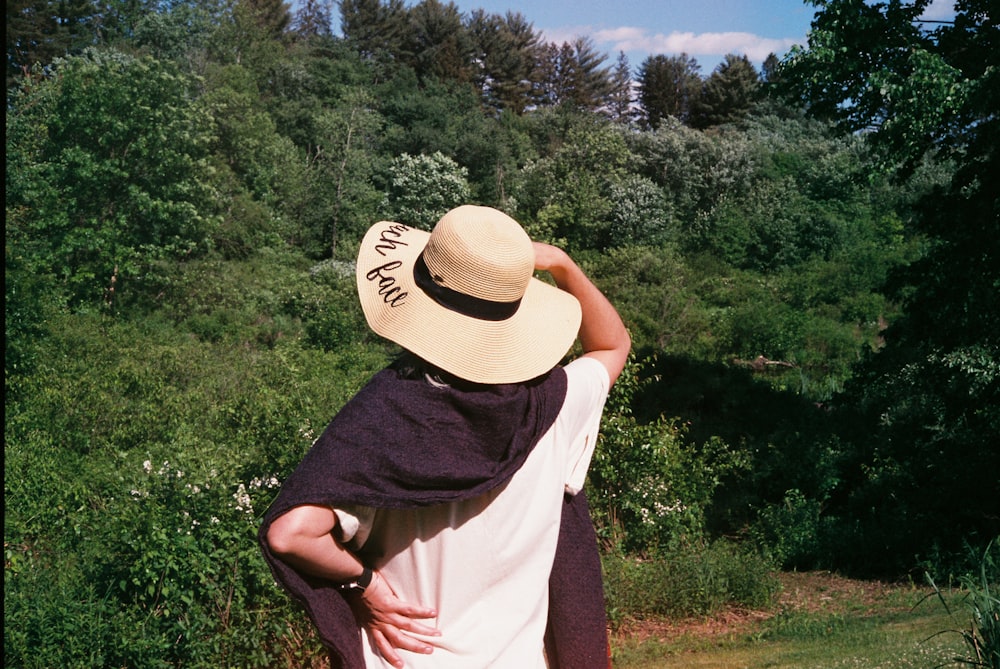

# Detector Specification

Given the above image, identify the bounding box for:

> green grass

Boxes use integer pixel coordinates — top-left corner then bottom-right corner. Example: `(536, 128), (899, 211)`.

(611, 573), (970, 668)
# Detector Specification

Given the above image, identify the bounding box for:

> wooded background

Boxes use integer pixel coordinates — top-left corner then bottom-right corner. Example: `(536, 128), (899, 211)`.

(6, 0), (998, 665)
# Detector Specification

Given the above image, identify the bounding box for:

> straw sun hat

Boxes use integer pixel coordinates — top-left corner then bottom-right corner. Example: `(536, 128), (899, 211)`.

(356, 205), (582, 384)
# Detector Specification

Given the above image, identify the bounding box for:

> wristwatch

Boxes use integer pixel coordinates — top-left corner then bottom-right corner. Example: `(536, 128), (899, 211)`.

(338, 566), (373, 595)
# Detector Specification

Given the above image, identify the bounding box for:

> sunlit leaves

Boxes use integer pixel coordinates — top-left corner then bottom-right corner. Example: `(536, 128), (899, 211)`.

(6, 48), (217, 305)
(382, 151), (472, 229)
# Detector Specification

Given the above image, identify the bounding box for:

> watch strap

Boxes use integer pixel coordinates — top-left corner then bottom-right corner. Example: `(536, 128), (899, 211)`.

(338, 566), (373, 594)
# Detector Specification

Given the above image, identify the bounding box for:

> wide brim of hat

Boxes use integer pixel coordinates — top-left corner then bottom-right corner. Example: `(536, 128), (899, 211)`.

(356, 221), (582, 384)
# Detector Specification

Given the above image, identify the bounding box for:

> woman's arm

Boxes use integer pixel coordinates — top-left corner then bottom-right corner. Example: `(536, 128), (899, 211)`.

(533, 243), (631, 386)
(266, 504), (440, 667)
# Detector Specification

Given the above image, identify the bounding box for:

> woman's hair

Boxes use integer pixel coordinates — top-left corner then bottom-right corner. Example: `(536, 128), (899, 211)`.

(392, 351), (481, 389)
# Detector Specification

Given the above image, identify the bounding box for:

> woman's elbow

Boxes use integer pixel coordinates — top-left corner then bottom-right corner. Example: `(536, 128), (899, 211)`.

(265, 504), (337, 557)
(265, 517), (298, 556)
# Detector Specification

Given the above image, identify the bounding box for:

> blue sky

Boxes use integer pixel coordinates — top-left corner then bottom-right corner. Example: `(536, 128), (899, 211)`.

(313, 0), (959, 76)
(437, 0), (957, 74)
(448, 0), (816, 72)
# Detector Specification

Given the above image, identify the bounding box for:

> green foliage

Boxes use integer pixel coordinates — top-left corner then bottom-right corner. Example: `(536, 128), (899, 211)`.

(200, 63), (308, 257)
(132, 0), (224, 63)
(586, 246), (719, 360)
(300, 259), (372, 351)
(468, 10), (544, 115)
(377, 72), (481, 157)
(340, 0), (410, 62)
(780, 0), (972, 172)
(4, 455), (295, 668)
(828, 339), (1000, 576)
(6, 0), (994, 662)
(691, 53), (761, 129)
(309, 89), (387, 256)
(637, 53), (702, 128)
(750, 489), (828, 569)
(4, 232), (65, 386)
(618, 353), (846, 564)
(5, 0), (98, 87)
(264, 39), (387, 257)
(211, 0), (291, 77)
(538, 36), (615, 112)
(628, 118), (756, 229)
(4, 301), (387, 667)
(925, 540), (1000, 669)
(6, 48), (218, 306)
(778, 0), (1000, 577)
(589, 357), (751, 554)
(382, 151), (472, 229)
(602, 540), (778, 626)
(606, 175), (674, 247)
(513, 117), (632, 249)
(405, 0), (475, 85)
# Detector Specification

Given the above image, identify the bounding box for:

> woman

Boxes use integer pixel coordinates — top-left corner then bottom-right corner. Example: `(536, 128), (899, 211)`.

(260, 205), (630, 668)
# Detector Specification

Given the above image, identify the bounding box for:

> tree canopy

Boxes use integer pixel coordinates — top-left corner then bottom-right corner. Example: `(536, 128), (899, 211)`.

(781, 0), (999, 573)
(5, 6), (999, 666)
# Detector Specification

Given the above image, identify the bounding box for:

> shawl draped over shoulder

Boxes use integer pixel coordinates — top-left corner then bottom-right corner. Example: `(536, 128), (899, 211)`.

(258, 364), (609, 668)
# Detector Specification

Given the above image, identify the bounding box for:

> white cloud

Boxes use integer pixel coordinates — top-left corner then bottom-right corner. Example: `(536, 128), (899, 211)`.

(919, 0), (956, 21)
(543, 25), (801, 64)
(542, 23), (801, 65)
(625, 30), (798, 61)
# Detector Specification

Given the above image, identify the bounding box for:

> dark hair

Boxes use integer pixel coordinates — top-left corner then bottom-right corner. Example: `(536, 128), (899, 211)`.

(392, 351), (483, 390)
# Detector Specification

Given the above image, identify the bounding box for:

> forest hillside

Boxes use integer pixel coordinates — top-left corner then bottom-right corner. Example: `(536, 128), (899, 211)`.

(5, 0), (998, 666)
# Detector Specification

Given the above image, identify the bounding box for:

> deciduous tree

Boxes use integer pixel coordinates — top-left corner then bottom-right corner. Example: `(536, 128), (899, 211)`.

(6, 48), (218, 306)
(782, 0), (1000, 574)
(382, 151), (471, 229)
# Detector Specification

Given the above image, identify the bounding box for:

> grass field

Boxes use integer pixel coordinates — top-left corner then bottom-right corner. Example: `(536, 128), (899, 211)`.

(611, 571), (971, 668)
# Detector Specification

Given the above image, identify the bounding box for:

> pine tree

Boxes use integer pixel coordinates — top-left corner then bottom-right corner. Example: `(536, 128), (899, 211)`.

(539, 36), (612, 112)
(469, 10), (542, 114)
(6, 0), (96, 86)
(339, 0), (409, 61)
(691, 53), (760, 129)
(606, 50), (635, 124)
(637, 53), (702, 128)
(292, 0), (333, 39)
(406, 0), (473, 84)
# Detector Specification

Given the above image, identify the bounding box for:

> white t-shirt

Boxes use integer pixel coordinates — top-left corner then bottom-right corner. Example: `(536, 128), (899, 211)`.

(333, 356), (611, 668)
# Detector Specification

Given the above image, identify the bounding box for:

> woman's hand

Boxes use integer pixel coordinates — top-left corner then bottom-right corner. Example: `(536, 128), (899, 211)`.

(532, 241), (570, 274)
(349, 571), (441, 668)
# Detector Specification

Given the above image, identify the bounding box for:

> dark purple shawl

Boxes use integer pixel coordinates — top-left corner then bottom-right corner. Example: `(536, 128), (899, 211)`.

(258, 364), (609, 668)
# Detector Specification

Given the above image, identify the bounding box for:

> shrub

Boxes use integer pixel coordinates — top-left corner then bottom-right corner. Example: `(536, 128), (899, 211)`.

(382, 152), (471, 229)
(750, 488), (828, 569)
(602, 539), (779, 628)
(3, 306), (387, 667)
(588, 356), (750, 554)
(6, 48), (218, 307)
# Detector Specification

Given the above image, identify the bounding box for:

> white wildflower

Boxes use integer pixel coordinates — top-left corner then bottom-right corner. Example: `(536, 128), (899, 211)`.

(233, 483), (253, 514)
